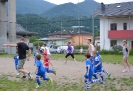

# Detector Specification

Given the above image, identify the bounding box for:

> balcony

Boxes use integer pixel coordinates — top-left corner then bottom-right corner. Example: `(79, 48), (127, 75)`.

(108, 30), (133, 39)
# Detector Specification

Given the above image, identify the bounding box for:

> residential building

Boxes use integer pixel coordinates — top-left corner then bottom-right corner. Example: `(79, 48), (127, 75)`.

(95, 36), (100, 46)
(94, 1), (133, 50)
(48, 30), (92, 46)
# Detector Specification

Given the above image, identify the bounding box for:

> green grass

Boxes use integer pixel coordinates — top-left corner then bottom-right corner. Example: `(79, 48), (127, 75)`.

(0, 74), (133, 91)
(51, 54), (133, 64)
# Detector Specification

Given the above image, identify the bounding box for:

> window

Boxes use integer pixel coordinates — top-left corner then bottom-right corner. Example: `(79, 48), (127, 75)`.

(110, 40), (117, 47)
(123, 23), (127, 30)
(110, 23), (117, 30)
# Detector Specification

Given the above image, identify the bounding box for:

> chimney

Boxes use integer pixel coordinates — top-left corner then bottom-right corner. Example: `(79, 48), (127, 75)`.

(101, 2), (105, 11)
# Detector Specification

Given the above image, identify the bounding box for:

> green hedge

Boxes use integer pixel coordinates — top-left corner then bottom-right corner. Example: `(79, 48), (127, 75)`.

(74, 45), (88, 49)
(99, 49), (133, 55)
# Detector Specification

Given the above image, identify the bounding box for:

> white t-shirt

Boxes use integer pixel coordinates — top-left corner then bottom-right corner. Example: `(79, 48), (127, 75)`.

(44, 47), (51, 55)
(89, 44), (94, 56)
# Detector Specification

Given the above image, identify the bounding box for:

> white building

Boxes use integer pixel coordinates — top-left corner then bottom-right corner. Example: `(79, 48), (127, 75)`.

(94, 2), (133, 50)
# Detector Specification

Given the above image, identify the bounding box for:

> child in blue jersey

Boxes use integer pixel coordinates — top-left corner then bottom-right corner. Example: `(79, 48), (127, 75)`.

(34, 49), (39, 65)
(92, 51), (104, 83)
(14, 52), (20, 76)
(84, 52), (101, 90)
(35, 54), (53, 88)
(95, 47), (111, 79)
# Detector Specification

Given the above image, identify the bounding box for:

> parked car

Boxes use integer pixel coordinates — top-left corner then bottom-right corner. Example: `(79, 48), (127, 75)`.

(40, 44), (58, 54)
(57, 46), (74, 54)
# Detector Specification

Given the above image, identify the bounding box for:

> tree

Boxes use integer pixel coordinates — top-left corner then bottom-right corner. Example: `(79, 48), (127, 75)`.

(29, 36), (39, 43)
(33, 41), (44, 47)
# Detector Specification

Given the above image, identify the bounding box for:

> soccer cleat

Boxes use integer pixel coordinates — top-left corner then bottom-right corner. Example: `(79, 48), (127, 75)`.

(28, 72), (33, 79)
(53, 70), (56, 75)
(49, 77), (53, 83)
(122, 69), (127, 73)
(22, 76), (27, 79)
(16, 73), (20, 76)
(36, 84), (42, 89)
(108, 74), (111, 79)
(84, 87), (90, 90)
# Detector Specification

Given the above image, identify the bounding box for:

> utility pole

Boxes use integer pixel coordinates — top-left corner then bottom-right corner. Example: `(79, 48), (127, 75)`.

(92, 0), (95, 45)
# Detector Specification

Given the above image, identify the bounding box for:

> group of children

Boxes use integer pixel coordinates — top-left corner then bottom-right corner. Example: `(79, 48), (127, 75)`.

(13, 42), (110, 90)
(83, 39), (111, 90)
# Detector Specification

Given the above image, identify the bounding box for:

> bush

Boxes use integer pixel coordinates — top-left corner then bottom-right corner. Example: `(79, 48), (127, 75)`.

(74, 45), (88, 49)
(33, 41), (44, 46)
(130, 48), (133, 55)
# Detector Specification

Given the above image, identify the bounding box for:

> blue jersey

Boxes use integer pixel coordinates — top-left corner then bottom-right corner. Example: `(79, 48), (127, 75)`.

(96, 51), (100, 58)
(36, 60), (45, 75)
(14, 56), (19, 65)
(94, 56), (102, 69)
(85, 59), (93, 75)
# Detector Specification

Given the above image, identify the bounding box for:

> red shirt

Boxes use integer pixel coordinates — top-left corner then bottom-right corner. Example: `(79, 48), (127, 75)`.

(44, 56), (49, 67)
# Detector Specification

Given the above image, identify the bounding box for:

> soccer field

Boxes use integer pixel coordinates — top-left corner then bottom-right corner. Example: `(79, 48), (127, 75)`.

(0, 54), (133, 91)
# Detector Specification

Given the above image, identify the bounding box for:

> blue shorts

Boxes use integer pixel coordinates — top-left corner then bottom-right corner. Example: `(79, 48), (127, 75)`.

(84, 74), (93, 82)
(94, 67), (102, 74)
(36, 72), (45, 77)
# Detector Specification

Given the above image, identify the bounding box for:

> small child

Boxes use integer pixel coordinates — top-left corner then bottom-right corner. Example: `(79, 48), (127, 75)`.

(43, 52), (56, 75)
(14, 52), (20, 76)
(84, 52), (101, 90)
(92, 51), (104, 84)
(94, 47), (111, 79)
(34, 49), (39, 65)
(35, 54), (53, 88)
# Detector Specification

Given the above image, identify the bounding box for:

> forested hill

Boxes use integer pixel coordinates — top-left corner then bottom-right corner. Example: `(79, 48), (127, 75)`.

(16, 0), (56, 14)
(41, 0), (99, 17)
(17, 14), (100, 37)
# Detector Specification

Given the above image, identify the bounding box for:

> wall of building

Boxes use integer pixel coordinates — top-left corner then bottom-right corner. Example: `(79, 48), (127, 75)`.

(100, 16), (133, 50)
(71, 34), (92, 46)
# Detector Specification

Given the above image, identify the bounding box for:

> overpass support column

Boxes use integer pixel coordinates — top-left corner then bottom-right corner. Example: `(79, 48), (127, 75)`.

(0, 1), (7, 52)
(8, 0), (16, 54)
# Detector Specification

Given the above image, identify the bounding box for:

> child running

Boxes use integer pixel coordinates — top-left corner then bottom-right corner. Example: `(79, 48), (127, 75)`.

(34, 49), (39, 65)
(35, 54), (53, 88)
(119, 40), (132, 72)
(95, 47), (111, 79)
(64, 41), (77, 64)
(92, 51), (104, 84)
(84, 52), (101, 90)
(14, 52), (20, 76)
(43, 52), (56, 75)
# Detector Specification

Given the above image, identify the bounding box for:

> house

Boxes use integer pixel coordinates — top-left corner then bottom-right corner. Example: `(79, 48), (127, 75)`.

(94, 1), (133, 50)
(7, 24), (38, 44)
(48, 30), (92, 46)
(95, 36), (100, 46)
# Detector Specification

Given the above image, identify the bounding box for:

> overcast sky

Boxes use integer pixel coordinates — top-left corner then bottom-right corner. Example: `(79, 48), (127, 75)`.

(45, 0), (133, 5)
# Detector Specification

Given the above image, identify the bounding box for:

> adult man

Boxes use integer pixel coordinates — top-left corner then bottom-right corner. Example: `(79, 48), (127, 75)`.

(3, 37), (32, 79)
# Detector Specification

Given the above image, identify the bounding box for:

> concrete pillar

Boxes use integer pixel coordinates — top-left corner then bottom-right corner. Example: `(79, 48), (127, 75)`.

(8, 0), (16, 54)
(0, 1), (7, 52)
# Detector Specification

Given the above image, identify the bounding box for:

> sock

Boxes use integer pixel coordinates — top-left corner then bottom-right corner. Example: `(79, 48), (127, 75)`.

(103, 70), (110, 76)
(101, 76), (104, 82)
(85, 80), (90, 88)
(92, 78), (100, 83)
(93, 74), (98, 79)
(36, 77), (41, 85)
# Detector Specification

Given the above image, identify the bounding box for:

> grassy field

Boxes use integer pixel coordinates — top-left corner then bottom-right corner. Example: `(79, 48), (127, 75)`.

(51, 54), (133, 64)
(0, 54), (133, 91)
(0, 74), (133, 91)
